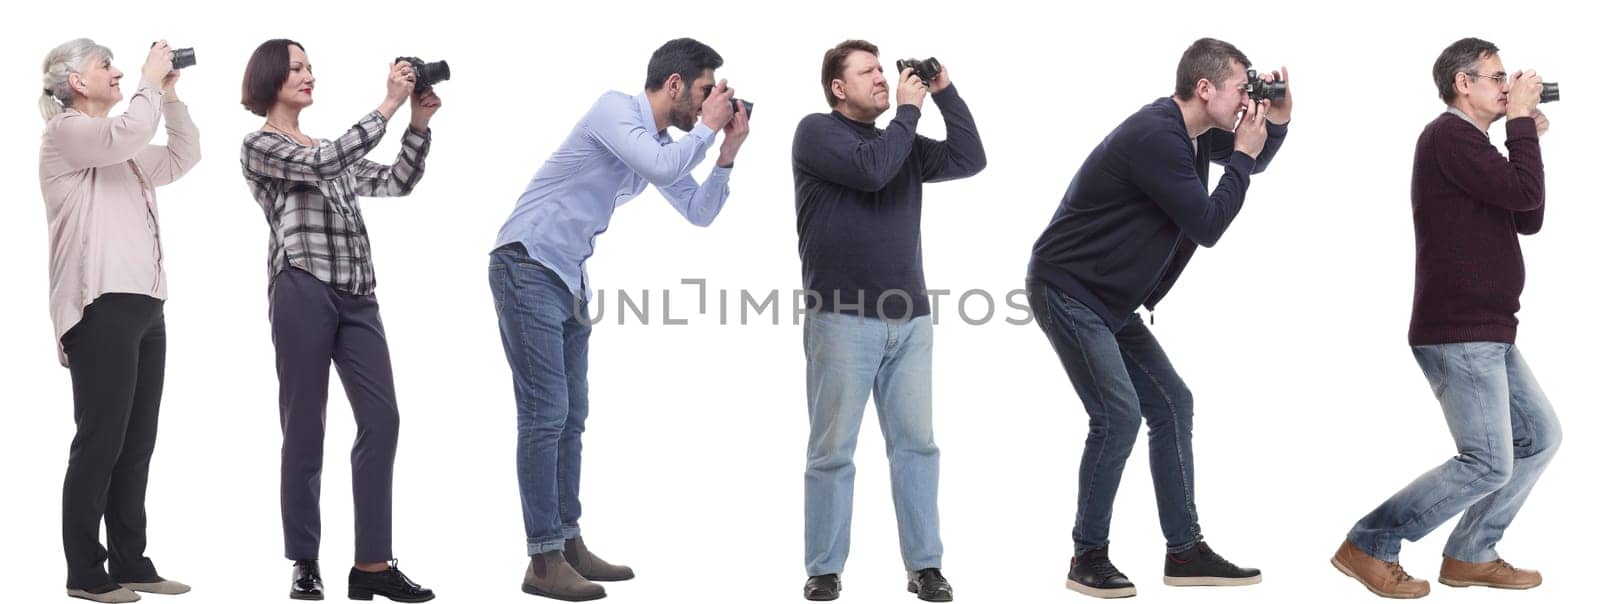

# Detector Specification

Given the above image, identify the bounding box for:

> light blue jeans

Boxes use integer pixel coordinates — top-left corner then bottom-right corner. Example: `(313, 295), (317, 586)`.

(803, 311), (942, 577)
(1349, 342), (1562, 563)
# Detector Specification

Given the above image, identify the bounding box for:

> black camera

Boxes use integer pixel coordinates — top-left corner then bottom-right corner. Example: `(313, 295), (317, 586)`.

(172, 48), (196, 70)
(152, 42), (195, 70)
(394, 56), (451, 90)
(732, 98), (753, 119)
(895, 57), (943, 84)
(1540, 82), (1559, 103)
(1245, 69), (1285, 102)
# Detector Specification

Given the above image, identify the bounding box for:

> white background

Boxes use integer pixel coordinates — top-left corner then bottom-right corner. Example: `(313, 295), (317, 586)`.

(1, 1), (1593, 603)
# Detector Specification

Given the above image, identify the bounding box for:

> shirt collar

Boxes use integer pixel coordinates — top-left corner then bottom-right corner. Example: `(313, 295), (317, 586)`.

(1446, 106), (1490, 137)
(634, 91), (671, 143)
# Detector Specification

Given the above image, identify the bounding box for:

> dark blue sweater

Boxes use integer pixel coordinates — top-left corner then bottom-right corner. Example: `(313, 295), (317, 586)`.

(1029, 97), (1287, 329)
(792, 86), (986, 319)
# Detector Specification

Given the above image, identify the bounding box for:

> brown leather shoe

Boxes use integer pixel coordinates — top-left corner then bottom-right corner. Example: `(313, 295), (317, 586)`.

(522, 551), (605, 601)
(563, 537), (634, 582)
(1331, 540), (1430, 599)
(1439, 556), (1542, 589)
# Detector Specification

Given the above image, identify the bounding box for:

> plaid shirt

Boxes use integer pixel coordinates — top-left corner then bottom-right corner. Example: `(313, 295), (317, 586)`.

(241, 111), (430, 295)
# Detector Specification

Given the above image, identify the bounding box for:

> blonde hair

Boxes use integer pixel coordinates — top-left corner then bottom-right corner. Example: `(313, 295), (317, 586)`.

(40, 38), (112, 121)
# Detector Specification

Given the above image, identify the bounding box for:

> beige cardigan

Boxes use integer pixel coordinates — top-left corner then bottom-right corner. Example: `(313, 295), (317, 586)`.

(38, 80), (200, 366)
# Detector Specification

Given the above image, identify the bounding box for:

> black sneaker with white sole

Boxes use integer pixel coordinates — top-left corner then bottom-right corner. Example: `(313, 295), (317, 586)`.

(1066, 548), (1136, 599)
(1163, 542), (1262, 587)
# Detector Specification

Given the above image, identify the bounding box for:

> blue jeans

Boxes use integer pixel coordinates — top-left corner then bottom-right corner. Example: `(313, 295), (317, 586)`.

(1026, 280), (1203, 555)
(1348, 342), (1561, 563)
(803, 311), (942, 576)
(489, 244), (590, 555)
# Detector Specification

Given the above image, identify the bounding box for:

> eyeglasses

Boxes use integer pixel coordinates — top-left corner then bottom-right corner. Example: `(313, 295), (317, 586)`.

(1465, 72), (1508, 85)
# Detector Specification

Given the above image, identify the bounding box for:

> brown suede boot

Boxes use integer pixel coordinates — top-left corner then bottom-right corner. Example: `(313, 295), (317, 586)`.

(522, 551), (605, 601)
(1439, 556), (1542, 589)
(1331, 540), (1430, 599)
(563, 537), (634, 582)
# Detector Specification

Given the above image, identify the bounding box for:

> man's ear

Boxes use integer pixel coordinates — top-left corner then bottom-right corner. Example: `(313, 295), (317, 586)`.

(665, 73), (683, 100)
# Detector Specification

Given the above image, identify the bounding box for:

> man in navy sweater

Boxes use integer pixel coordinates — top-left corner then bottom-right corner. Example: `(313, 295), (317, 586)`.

(1026, 38), (1288, 598)
(791, 39), (985, 602)
(1332, 37), (1559, 600)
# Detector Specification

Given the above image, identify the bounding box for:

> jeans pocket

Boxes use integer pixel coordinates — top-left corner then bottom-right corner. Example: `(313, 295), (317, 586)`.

(489, 264), (511, 315)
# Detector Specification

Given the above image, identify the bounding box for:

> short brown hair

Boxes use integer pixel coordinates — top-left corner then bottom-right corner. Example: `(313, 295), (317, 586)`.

(821, 39), (879, 107)
(1173, 38), (1251, 100)
(241, 39), (304, 117)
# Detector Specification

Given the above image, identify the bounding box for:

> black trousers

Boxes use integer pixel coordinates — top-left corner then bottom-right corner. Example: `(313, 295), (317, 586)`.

(270, 268), (400, 562)
(61, 293), (166, 589)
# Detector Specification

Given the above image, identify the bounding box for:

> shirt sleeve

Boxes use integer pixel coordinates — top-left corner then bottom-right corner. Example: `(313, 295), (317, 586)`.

(792, 108), (919, 193)
(46, 80), (165, 173)
(655, 164), (732, 227)
(352, 126), (431, 197)
(133, 100), (202, 187)
(582, 95), (715, 187)
(1437, 117), (1543, 212)
(242, 111), (389, 182)
(1202, 121), (1288, 174)
(913, 85), (987, 183)
(1127, 127), (1254, 248)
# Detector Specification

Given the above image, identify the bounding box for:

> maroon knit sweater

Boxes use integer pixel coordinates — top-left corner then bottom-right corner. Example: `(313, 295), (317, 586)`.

(1409, 112), (1544, 346)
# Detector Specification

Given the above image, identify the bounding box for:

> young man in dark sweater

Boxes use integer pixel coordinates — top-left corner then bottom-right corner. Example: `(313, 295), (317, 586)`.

(1332, 37), (1559, 600)
(791, 39), (985, 603)
(1026, 38), (1289, 598)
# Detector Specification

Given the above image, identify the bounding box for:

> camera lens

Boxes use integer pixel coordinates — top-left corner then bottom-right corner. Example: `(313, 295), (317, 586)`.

(171, 48), (196, 70)
(1540, 82), (1559, 103)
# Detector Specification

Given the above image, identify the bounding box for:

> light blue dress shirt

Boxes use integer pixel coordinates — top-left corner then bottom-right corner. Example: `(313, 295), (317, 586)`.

(495, 91), (732, 299)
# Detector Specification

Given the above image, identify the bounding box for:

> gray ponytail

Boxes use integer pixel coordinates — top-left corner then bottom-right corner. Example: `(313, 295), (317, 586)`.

(40, 38), (112, 121)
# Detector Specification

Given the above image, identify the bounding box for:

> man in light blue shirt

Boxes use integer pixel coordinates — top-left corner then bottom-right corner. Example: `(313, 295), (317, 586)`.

(488, 38), (750, 601)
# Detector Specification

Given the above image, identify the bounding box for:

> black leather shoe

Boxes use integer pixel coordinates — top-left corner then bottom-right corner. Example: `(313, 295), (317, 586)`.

(1163, 542), (1261, 587)
(347, 561), (434, 602)
(1067, 548), (1136, 599)
(907, 568), (953, 602)
(803, 574), (841, 601)
(290, 559), (323, 601)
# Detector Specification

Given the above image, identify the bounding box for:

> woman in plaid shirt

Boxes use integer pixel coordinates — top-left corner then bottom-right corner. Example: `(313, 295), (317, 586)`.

(238, 38), (440, 603)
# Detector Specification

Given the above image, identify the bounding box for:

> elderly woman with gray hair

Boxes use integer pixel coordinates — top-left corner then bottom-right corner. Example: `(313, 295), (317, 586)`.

(38, 38), (199, 604)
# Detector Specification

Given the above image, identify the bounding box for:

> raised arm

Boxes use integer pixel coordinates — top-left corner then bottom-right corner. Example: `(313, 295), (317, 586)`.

(242, 111), (389, 182)
(583, 95), (716, 187)
(352, 126), (431, 197)
(47, 81), (165, 172)
(792, 109), (919, 192)
(914, 85), (987, 182)
(133, 99), (201, 187)
(1129, 128), (1254, 248)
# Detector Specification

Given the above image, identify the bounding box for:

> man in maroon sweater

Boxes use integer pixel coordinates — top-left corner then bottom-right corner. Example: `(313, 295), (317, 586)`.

(1331, 38), (1561, 599)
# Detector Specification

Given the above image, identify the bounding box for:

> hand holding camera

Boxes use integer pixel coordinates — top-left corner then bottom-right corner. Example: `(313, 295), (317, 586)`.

(142, 41), (174, 85)
(1233, 98), (1269, 159)
(718, 97), (751, 167)
(1248, 67), (1291, 124)
(1507, 70), (1542, 119)
(927, 63), (952, 94)
(699, 79), (736, 132)
(1532, 107), (1550, 137)
(380, 61), (417, 118)
(896, 67), (927, 109)
(410, 88), (443, 131)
